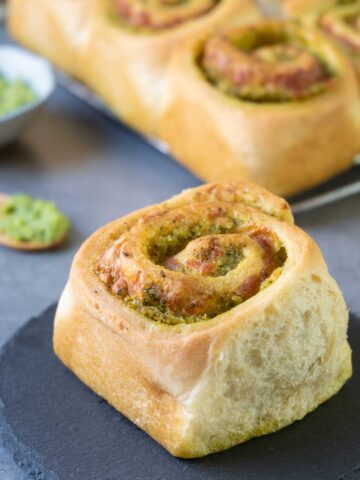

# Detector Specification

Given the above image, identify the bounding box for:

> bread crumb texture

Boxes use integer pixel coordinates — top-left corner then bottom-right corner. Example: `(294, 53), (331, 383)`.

(179, 275), (351, 457)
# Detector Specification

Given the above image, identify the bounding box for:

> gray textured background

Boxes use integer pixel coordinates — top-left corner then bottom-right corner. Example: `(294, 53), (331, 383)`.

(0, 68), (360, 478)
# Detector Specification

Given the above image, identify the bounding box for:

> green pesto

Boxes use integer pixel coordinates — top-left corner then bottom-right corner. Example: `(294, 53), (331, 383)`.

(178, 247), (244, 277)
(122, 294), (211, 325)
(199, 27), (336, 103)
(0, 194), (70, 244)
(121, 244), (285, 326)
(202, 248), (242, 277)
(125, 217), (245, 324)
(147, 216), (239, 263)
(0, 75), (36, 116)
(98, 203), (287, 325)
(337, 0), (359, 6)
(121, 267), (284, 325)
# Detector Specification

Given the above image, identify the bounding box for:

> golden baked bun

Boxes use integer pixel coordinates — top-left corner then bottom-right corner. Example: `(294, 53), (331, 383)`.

(54, 181), (351, 458)
(8, 0), (260, 135)
(285, 0), (360, 77)
(76, 0), (260, 135)
(159, 20), (360, 196)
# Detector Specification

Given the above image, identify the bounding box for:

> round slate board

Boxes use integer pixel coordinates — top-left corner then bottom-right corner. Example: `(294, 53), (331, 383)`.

(0, 306), (359, 480)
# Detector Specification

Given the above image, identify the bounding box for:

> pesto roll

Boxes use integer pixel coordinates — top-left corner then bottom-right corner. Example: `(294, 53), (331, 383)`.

(77, 0), (259, 135)
(9, 0), (260, 135)
(54, 181), (351, 457)
(97, 187), (287, 323)
(285, 0), (360, 78)
(160, 20), (360, 196)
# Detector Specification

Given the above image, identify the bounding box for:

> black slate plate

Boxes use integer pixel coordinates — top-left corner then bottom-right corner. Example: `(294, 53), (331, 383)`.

(0, 305), (359, 480)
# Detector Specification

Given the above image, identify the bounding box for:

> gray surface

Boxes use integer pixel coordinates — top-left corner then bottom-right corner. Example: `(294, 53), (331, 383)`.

(0, 73), (360, 478)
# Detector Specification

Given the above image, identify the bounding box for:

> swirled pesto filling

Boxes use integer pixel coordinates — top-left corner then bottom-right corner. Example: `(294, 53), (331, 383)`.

(0, 194), (70, 244)
(200, 21), (334, 102)
(320, 2), (360, 52)
(0, 75), (36, 116)
(97, 203), (287, 325)
(113, 0), (218, 30)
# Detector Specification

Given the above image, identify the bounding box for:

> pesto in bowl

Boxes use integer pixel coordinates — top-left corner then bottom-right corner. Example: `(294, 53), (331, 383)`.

(0, 75), (36, 116)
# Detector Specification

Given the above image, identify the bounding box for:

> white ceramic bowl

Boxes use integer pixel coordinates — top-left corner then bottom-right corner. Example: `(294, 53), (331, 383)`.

(0, 45), (55, 146)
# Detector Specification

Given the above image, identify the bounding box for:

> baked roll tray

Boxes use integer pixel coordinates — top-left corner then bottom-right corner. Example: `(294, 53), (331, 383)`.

(0, 304), (359, 480)
(57, 71), (360, 215)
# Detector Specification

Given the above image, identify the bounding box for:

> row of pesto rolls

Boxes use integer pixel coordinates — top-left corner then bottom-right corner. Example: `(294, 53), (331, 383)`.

(8, 0), (360, 196)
